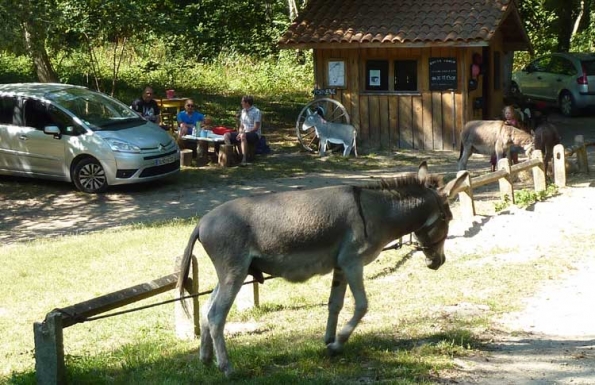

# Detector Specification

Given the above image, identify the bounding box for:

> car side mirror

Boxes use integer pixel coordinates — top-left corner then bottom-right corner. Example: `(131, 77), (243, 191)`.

(44, 125), (61, 139)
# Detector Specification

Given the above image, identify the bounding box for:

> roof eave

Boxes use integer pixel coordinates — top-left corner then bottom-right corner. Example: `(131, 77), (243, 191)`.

(279, 41), (491, 50)
(499, 0), (533, 54)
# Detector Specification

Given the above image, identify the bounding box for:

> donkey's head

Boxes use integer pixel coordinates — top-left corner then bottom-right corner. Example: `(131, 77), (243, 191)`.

(509, 127), (535, 158)
(415, 162), (468, 270)
(301, 109), (324, 131)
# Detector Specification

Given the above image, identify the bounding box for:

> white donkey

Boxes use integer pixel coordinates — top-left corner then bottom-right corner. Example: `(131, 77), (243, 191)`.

(302, 109), (358, 157)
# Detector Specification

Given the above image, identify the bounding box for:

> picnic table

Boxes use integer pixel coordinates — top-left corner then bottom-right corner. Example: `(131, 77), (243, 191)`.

(181, 132), (236, 167)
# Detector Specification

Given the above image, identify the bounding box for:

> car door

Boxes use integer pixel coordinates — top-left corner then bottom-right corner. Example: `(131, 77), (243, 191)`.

(514, 58), (540, 97)
(0, 96), (21, 171)
(525, 56), (554, 100)
(12, 98), (69, 177)
(546, 56), (576, 100)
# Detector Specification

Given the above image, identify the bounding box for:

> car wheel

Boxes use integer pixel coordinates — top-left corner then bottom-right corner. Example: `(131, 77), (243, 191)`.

(72, 157), (109, 193)
(559, 91), (577, 117)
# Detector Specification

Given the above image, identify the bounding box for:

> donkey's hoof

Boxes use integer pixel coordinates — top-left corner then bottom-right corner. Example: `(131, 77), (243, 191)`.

(326, 342), (344, 356)
(220, 363), (234, 378)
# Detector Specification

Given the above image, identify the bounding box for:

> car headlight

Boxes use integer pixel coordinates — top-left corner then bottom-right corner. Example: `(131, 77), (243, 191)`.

(105, 138), (141, 153)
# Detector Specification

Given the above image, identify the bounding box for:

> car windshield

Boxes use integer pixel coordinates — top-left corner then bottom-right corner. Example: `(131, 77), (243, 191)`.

(45, 87), (144, 130)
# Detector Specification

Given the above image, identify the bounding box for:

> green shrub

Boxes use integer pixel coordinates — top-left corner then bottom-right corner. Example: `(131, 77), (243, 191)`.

(0, 52), (36, 83)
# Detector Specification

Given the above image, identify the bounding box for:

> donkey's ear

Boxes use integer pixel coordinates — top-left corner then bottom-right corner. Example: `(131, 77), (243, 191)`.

(418, 161), (429, 180)
(441, 171), (469, 200)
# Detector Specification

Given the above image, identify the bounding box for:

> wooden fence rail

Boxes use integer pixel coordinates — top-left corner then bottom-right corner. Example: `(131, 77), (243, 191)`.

(34, 256), (200, 385)
(456, 150), (547, 220)
(457, 133), (591, 220)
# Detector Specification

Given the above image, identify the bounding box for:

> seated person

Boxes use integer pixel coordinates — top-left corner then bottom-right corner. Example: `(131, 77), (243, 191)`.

(224, 95), (261, 166)
(490, 105), (523, 171)
(177, 99), (204, 137)
(202, 115), (213, 131)
(130, 86), (163, 127)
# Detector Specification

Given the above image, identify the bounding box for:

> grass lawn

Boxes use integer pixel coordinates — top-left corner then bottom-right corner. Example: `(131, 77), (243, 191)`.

(1, 211), (579, 384)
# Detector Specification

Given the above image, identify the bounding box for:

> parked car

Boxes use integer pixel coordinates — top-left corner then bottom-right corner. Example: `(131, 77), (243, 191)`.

(510, 52), (595, 116)
(0, 83), (180, 193)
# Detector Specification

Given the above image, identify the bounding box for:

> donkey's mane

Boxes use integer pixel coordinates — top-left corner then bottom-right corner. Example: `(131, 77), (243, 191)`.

(357, 174), (443, 191)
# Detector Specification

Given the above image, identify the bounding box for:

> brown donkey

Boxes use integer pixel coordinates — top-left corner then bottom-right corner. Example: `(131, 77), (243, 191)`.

(534, 121), (561, 180)
(458, 120), (534, 171)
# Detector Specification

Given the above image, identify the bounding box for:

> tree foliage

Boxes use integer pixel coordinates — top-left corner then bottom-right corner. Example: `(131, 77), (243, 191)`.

(0, 0), (593, 88)
(518, 0), (594, 55)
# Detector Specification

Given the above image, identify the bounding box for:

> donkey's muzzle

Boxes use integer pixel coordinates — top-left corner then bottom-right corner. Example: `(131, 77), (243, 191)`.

(426, 254), (445, 270)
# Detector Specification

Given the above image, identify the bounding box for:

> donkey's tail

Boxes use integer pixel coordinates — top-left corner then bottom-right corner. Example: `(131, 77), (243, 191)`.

(177, 223), (201, 315)
(457, 141), (463, 161)
(353, 129), (358, 157)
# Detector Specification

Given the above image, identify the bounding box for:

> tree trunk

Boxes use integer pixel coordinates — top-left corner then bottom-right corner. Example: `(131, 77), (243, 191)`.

(22, 21), (58, 83)
(555, 3), (573, 52)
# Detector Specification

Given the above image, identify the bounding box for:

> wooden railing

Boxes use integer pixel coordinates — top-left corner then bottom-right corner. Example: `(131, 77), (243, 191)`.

(34, 256), (200, 385)
(456, 134), (591, 220)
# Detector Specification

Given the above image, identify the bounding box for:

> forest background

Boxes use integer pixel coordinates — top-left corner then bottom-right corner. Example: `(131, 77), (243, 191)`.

(0, 0), (593, 129)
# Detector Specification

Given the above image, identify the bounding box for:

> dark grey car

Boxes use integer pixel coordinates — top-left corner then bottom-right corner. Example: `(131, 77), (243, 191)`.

(510, 52), (595, 116)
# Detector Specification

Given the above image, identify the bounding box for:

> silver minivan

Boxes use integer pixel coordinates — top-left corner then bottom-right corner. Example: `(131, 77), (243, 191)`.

(510, 52), (595, 116)
(0, 83), (180, 193)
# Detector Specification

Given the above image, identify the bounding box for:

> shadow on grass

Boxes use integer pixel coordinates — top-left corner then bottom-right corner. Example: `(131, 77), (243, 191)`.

(8, 326), (488, 385)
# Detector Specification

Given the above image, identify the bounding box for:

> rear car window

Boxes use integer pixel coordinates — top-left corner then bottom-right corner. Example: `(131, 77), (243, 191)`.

(581, 60), (595, 76)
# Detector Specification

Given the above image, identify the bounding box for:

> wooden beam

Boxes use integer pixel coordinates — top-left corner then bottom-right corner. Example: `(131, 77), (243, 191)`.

(57, 273), (179, 328)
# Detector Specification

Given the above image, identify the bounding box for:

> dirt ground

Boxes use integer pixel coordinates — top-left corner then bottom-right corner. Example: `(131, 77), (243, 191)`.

(442, 184), (595, 385)
(1, 112), (595, 383)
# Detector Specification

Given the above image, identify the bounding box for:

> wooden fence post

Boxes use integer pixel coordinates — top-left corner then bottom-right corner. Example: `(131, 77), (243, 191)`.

(236, 279), (260, 311)
(553, 144), (566, 187)
(455, 170), (475, 220)
(575, 135), (589, 174)
(34, 311), (66, 385)
(175, 254), (200, 340)
(531, 150), (546, 192)
(180, 149), (193, 167)
(497, 158), (514, 204)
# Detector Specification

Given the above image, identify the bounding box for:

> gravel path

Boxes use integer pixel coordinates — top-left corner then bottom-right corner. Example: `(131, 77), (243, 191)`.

(445, 184), (595, 385)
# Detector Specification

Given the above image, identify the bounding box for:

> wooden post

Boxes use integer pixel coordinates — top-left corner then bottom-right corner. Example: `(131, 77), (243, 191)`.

(497, 158), (514, 204)
(236, 278), (259, 311)
(180, 149), (193, 167)
(196, 141), (210, 166)
(253, 281), (260, 308)
(218, 144), (236, 167)
(575, 135), (589, 174)
(175, 254), (200, 340)
(455, 170), (475, 219)
(553, 144), (566, 187)
(531, 150), (546, 192)
(34, 311), (66, 385)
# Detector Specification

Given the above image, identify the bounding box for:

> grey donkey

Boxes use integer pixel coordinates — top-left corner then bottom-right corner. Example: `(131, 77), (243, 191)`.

(177, 162), (468, 376)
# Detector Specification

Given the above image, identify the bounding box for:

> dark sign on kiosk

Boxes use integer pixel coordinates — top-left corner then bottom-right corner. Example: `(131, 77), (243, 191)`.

(429, 57), (458, 91)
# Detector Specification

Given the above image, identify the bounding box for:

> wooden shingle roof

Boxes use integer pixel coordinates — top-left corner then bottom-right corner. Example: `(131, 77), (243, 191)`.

(278, 0), (531, 51)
